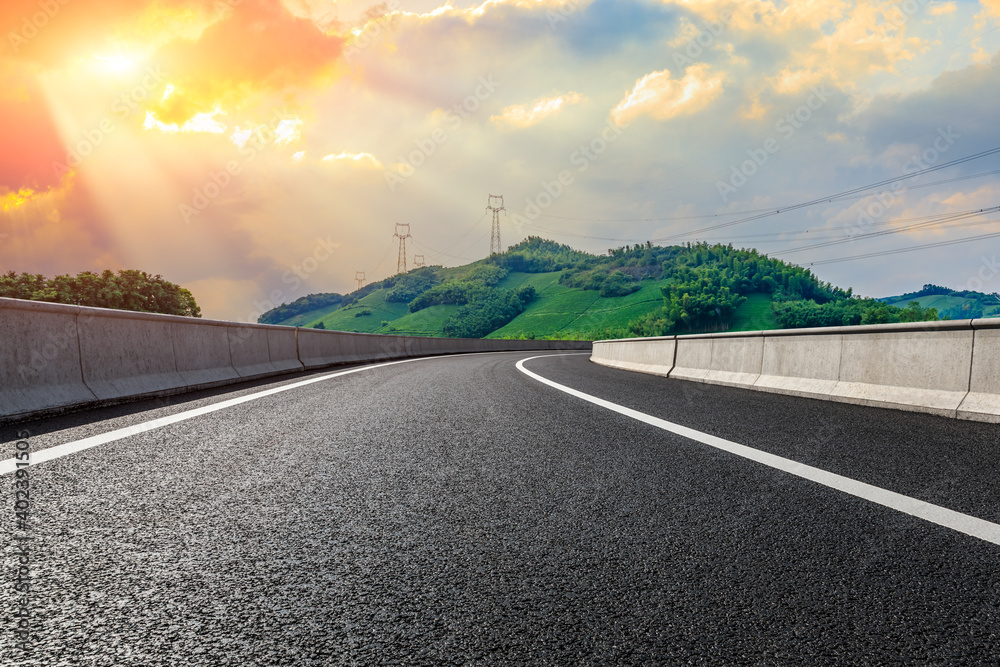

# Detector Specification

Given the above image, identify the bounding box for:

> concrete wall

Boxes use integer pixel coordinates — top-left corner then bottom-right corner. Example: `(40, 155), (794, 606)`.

(591, 337), (676, 376)
(0, 301), (96, 419)
(959, 319), (1000, 423)
(591, 319), (998, 422)
(0, 297), (590, 423)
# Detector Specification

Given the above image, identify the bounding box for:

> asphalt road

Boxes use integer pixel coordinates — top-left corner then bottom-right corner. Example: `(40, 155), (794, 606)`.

(2, 351), (999, 665)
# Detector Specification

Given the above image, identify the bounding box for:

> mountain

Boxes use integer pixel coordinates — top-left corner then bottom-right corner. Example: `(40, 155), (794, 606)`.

(880, 284), (1000, 320)
(259, 238), (942, 339)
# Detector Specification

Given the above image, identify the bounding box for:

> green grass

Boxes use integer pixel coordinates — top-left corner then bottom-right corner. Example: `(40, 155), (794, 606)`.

(557, 282), (667, 336)
(278, 305), (344, 327)
(495, 270), (564, 291)
(884, 295), (970, 311)
(303, 289), (409, 332)
(375, 304), (460, 336)
(486, 281), (599, 338)
(488, 280), (672, 339)
(730, 293), (778, 332)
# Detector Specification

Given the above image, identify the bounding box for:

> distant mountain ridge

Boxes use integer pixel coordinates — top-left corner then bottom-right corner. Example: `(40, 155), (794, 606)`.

(259, 238), (943, 339)
(880, 284), (1000, 319)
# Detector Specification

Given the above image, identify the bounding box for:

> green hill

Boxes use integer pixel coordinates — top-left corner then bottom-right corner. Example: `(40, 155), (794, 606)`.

(260, 238), (941, 339)
(880, 284), (1000, 319)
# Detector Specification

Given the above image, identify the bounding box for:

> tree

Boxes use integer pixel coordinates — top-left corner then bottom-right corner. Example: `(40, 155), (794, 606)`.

(0, 269), (201, 317)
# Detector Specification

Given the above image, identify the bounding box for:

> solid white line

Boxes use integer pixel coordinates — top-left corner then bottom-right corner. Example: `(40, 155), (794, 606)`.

(517, 354), (1000, 546)
(0, 353), (498, 476)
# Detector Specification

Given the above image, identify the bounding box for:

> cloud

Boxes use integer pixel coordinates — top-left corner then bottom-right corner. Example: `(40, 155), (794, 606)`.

(321, 152), (384, 169)
(143, 107), (228, 134)
(147, 0), (343, 125)
(929, 2), (957, 16)
(490, 92), (583, 128)
(611, 64), (722, 124)
(980, 0), (1000, 19)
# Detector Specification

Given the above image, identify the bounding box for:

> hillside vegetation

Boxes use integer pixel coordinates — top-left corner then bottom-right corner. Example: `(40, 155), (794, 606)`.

(1, 269), (201, 317)
(259, 238), (947, 339)
(881, 284), (1000, 319)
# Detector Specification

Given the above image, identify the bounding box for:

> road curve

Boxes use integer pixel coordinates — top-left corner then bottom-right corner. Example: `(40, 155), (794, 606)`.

(2, 351), (999, 665)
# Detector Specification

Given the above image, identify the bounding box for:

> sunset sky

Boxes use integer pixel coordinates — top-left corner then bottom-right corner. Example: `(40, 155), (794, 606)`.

(2, 0), (999, 321)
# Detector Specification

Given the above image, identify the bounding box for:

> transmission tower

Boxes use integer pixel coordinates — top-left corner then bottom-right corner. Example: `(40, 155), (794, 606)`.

(394, 223), (412, 274)
(413, 255), (425, 268)
(355, 271), (365, 291)
(487, 194), (505, 256)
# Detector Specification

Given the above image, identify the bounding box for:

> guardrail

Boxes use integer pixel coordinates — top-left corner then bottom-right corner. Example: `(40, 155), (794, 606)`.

(0, 297), (590, 423)
(591, 319), (1000, 423)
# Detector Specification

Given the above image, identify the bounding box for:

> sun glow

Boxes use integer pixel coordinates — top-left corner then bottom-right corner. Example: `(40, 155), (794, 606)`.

(93, 53), (140, 75)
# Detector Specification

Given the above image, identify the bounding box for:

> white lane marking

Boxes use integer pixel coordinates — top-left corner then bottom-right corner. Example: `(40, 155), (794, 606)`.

(0, 352), (515, 476)
(517, 354), (1000, 546)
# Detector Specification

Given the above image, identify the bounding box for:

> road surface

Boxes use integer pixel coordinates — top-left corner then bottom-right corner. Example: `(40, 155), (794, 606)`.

(2, 351), (999, 664)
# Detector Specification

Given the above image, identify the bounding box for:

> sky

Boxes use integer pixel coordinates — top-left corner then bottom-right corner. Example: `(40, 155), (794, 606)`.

(1, 0), (999, 321)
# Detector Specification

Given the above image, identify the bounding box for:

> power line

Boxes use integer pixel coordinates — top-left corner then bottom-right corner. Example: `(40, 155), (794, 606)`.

(777, 208), (1000, 255)
(804, 227), (1000, 267)
(530, 167), (1000, 225)
(654, 145), (1000, 242)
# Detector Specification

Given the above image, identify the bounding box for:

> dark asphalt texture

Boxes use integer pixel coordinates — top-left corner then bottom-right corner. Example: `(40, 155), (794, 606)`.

(2, 351), (999, 665)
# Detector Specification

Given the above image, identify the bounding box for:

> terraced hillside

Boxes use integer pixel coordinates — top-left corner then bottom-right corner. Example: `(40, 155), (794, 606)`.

(262, 238), (939, 339)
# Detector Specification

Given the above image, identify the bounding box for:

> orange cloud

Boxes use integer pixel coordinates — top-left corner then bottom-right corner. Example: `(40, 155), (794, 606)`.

(149, 0), (343, 124)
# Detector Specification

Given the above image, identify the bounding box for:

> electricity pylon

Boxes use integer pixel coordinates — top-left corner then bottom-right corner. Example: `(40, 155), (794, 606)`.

(413, 255), (425, 268)
(355, 271), (365, 291)
(487, 194), (505, 256)
(394, 223), (411, 274)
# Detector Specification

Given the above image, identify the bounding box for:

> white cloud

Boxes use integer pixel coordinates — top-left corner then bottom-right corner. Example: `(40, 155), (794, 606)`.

(611, 65), (723, 124)
(490, 92), (583, 128)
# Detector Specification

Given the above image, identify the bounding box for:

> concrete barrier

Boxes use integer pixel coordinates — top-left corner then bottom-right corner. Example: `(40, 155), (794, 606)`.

(296, 328), (349, 369)
(670, 335), (715, 382)
(591, 319), (990, 421)
(830, 320), (974, 417)
(0, 299), (96, 419)
(77, 308), (185, 401)
(958, 318), (1000, 423)
(228, 325), (279, 379)
(0, 296), (590, 423)
(171, 319), (239, 387)
(591, 337), (676, 376)
(266, 326), (303, 373)
(704, 331), (763, 388)
(755, 329), (843, 400)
